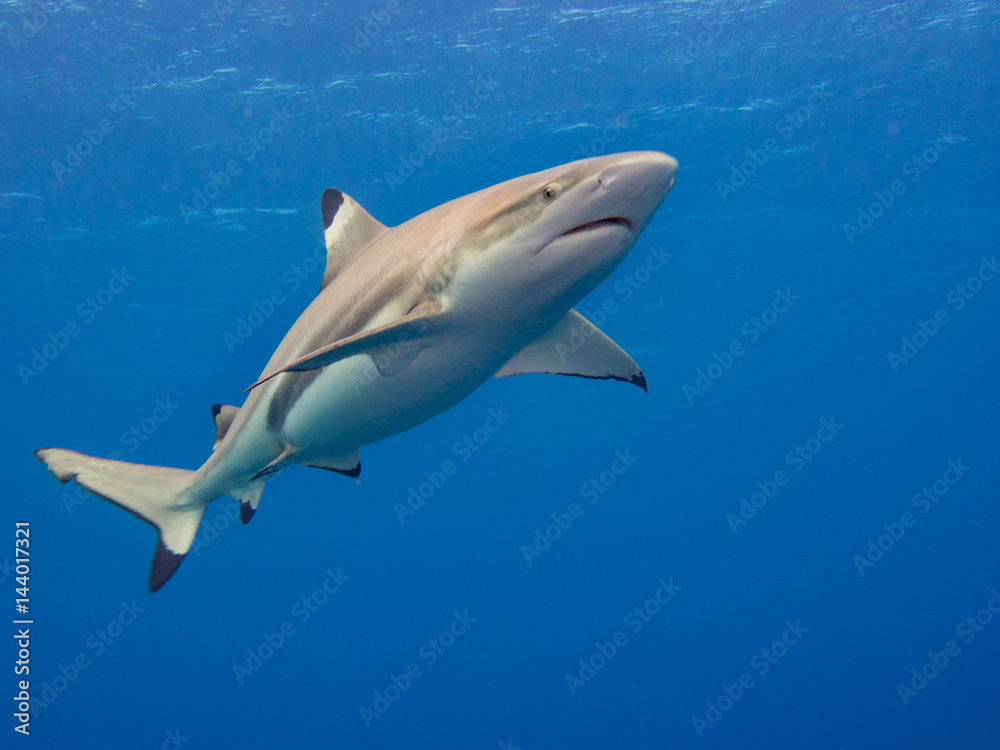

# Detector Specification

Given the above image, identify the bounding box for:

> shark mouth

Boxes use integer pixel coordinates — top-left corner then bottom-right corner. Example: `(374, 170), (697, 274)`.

(558, 217), (635, 238)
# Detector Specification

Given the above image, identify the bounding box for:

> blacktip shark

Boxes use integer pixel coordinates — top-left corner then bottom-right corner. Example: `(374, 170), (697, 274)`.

(35, 150), (678, 591)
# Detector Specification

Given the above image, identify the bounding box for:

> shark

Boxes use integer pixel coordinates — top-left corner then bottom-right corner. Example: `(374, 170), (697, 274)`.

(35, 150), (678, 591)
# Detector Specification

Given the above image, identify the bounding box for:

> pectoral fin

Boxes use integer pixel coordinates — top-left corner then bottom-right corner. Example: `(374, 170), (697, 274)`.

(495, 309), (647, 391)
(250, 445), (298, 482)
(245, 299), (444, 392)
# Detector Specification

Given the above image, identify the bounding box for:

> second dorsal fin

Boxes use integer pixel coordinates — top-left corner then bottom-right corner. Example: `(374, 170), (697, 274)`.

(211, 404), (240, 450)
(319, 188), (388, 292)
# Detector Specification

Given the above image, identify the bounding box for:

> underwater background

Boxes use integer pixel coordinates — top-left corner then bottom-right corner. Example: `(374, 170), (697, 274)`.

(2, 0), (998, 747)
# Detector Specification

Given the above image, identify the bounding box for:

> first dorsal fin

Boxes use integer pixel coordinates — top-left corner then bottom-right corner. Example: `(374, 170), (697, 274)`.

(319, 188), (388, 292)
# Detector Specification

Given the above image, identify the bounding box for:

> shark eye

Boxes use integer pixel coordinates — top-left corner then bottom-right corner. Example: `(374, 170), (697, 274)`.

(541, 183), (561, 202)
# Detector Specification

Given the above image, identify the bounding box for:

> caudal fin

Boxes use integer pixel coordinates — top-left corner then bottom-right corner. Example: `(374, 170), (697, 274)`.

(34, 448), (206, 592)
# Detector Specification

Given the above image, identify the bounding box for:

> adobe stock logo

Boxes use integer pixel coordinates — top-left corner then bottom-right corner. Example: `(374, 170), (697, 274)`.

(51, 65), (167, 183)
(566, 114), (630, 162)
(725, 417), (842, 534)
(520, 449), (637, 566)
(842, 126), (956, 244)
(232, 568), (349, 686)
(360, 609), (477, 727)
(31, 600), (145, 718)
(878, 0), (931, 40)
(896, 588), (1000, 705)
(178, 108), (295, 223)
(341, 0), (403, 62)
(852, 459), (969, 576)
(716, 85), (832, 202)
(394, 408), (511, 524)
(564, 577), (681, 696)
(7, 2), (58, 52)
(674, 13), (732, 70)
(682, 289), (799, 405)
(17, 268), (136, 386)
(383, 74), (499, 193)
(691, 620), (808, 737)
(886, 255), (997, 372)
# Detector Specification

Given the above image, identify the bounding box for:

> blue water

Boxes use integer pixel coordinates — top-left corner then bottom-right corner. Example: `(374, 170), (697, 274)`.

(3, 1), (999, 747)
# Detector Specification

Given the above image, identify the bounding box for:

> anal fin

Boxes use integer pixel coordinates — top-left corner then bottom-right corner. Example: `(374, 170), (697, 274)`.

(228, 482), (264, 524)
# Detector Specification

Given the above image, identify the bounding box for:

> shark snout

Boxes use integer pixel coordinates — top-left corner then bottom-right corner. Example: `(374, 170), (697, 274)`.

(595, 151), (678, 233)
(597, 151), (678, 195)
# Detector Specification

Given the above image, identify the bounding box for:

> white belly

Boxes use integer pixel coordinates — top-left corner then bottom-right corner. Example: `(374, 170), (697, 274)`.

(278, 329), (506, 462)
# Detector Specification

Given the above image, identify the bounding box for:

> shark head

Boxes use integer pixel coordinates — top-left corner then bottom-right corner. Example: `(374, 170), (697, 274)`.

(438, 150), (678, 319)
(515, 149), (677, 271)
